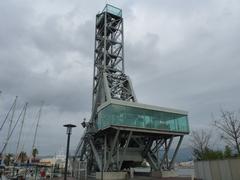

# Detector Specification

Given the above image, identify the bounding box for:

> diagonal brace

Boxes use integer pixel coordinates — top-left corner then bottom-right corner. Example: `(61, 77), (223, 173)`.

(118, 131), (132, 170)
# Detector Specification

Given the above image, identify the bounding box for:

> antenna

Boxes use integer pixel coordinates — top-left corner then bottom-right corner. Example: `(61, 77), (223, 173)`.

(31, 101), (44, 155)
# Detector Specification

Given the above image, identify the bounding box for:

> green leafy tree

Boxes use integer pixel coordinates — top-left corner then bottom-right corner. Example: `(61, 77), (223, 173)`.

(193, 147), (224, 161)
(202, 148), (223, 160)
(224, 145), (232, 158)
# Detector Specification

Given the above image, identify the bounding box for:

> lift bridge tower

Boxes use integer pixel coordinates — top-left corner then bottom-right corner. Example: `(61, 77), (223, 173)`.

(74, 4), (189, 177)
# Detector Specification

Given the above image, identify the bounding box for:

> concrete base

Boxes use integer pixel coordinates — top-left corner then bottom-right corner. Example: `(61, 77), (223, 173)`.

(151, 170), (177, 178)
(96, 172), (128, 180)
(161, 170), (177, 177)
(151, 171), (162, 178)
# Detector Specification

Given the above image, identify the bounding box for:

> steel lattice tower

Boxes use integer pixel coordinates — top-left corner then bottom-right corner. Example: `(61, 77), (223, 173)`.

(74, 4), (189, 178)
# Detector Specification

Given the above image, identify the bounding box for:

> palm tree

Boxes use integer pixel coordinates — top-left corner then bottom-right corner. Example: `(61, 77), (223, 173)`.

(17, 151), (28, 163)
(32, 148), (39, 159)
(4, 153), (13, 166)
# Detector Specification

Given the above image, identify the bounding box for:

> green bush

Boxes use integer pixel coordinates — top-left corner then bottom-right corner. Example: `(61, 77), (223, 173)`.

(194, 146), (236, 161)
(223, 146), (232, 158)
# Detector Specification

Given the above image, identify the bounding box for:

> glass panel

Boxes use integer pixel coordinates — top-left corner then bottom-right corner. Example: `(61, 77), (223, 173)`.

(103, 4), (122, 17)
(98, 104), (189, 133)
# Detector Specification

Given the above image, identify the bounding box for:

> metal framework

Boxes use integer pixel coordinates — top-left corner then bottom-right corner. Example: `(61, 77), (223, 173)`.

(73, 4), (189, 177)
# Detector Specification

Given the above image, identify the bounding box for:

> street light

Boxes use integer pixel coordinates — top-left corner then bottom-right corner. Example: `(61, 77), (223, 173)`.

(63, 124), (76, 180)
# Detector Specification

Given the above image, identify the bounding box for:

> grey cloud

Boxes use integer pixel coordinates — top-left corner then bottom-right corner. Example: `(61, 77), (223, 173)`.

(0, 1), (94, 112)
(124, 0), (240, 132)
(1, 0), (240, 155)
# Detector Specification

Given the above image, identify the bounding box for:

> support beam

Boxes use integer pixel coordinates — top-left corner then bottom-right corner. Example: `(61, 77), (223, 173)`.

(106, 129), (120, 170)
(118, 131), (132, 169)
(117, 143), (120, 170)
(132, 137), (142, 146)
(152, 139), (164, 153)
(169, 136), (184, 169)
(110, 130), (120, 156)
(147, 152), (158, 170)
(104, 135), (107, 171)
(160, 137), (173, 169)
(103, 73), (111, 101)
(89, 139), (102, 171)
(155, 140), (160, 167)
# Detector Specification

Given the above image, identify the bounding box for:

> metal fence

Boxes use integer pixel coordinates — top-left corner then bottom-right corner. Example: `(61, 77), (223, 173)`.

(194, 159), (240, 180)
(72, 161), (87, 180)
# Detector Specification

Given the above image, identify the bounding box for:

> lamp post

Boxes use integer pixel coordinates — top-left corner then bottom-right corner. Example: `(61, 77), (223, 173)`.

(63, 124), (76, 180)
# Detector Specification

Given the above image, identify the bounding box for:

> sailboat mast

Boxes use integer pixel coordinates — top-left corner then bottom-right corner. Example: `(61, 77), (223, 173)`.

(1, 103), (25, 154)
(0, 96), (17, 132)
(3, 96), (18, 154)
(7, 97), (17, 139)
(15, 102), (28, 156)
(32, 102), (44, 153)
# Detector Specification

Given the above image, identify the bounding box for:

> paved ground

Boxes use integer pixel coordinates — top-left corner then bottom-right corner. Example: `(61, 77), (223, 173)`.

(53, 176), (200, 180)
(132, 177), (200, 180)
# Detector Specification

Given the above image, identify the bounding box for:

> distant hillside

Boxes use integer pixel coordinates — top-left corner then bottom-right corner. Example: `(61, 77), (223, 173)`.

(168, 147), (193, 162)
(69, 147), (193, 163)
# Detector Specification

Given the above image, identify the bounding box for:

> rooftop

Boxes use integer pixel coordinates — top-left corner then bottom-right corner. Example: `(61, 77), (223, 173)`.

(102, 4), (122, 17)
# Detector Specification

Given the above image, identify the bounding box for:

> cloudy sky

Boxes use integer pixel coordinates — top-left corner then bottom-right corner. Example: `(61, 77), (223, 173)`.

(0, 0), (240, 155)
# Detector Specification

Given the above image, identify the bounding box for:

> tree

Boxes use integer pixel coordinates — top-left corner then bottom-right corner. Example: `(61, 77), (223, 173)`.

(4, 153), (13, 166)
(213, 110), (240, 155)
(32, 148), (39, 159)
(190, 129), (212, 160)
(190, 129), (226, 160)
(223, 145), (232, 158)
(17, 151), (28, 163)
(200, 148), (223, 160)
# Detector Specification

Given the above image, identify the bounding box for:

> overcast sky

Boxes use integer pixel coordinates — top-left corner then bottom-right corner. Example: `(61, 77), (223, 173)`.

(0, 0), (240, 155)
